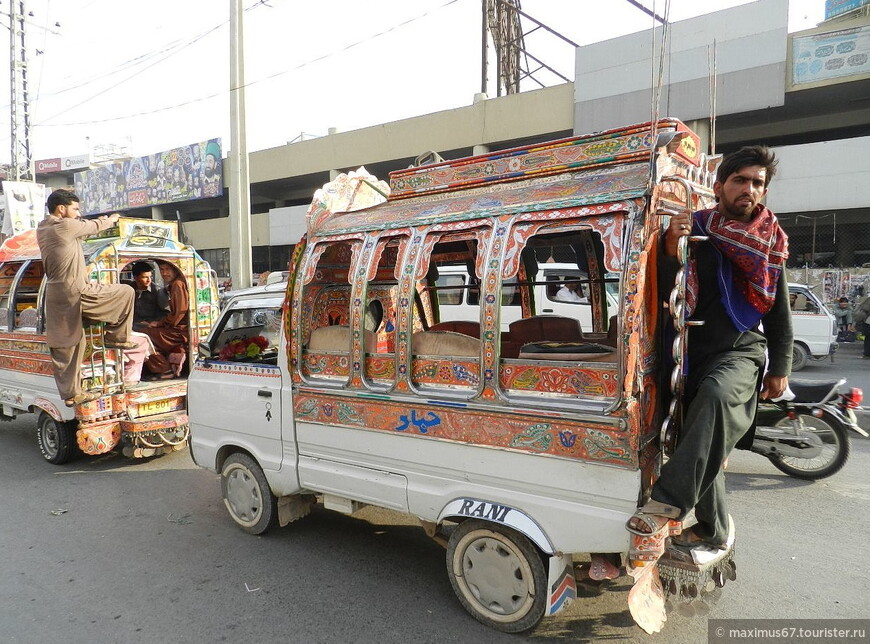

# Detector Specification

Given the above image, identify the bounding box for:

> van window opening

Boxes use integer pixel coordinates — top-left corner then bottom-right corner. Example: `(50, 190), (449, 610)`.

(299, 240), (357, 384)
(363, 235), (405, 388)
(411, 233), (484, 394)
(498, 226), (620, 402)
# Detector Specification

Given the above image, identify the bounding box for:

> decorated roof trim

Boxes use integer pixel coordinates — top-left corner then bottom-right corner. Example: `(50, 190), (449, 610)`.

(388, 118), (699, 199)
(309, 162), (651, 238)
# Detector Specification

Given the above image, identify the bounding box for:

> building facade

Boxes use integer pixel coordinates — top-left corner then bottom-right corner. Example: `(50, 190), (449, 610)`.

(35, 0), (870, 293)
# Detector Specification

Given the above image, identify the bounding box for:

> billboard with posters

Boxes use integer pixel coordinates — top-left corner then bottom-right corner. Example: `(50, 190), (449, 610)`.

(1, 181), (47, 236)
(792, 25), (870, 85)
(73, 138), (222, 215)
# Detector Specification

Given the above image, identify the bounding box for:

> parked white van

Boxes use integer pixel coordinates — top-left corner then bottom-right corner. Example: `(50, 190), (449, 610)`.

(788, 283), (837, 371)
(435, 263), (620, 332)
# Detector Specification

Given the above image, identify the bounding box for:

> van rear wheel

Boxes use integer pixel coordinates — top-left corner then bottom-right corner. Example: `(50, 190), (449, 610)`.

(37, 412), (76, 465)
(792, 343), (808, 371)
(221, 453), (277, 535)
(446, 520), (547, 633)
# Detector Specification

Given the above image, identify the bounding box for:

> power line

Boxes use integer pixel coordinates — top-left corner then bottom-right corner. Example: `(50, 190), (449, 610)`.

(34, 19), (227, 125)
(36, 0), (461, 128)
(8, 0), (266, 115)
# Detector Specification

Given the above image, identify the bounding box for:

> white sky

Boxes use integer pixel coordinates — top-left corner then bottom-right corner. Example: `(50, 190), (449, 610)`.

(3, 0), (827, 162)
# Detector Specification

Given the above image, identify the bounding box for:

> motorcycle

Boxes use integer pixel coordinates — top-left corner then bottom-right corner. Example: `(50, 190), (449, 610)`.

(751, 378), (867, 480)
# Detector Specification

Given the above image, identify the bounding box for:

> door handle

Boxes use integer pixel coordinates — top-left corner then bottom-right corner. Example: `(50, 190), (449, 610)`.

(543, 308), (553, 313)
(257, 389), (272, 398)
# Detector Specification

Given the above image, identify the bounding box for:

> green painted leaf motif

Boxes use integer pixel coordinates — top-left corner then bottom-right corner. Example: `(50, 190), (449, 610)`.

(510, 423), (552, 452)
(583, 429), (629, 461)
(337, 401), (364, 425)
(297, 398), (319, 419)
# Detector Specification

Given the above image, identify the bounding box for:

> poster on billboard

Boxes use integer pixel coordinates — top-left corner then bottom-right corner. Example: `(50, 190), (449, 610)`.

(73, 138), (222, 215)
(1, 181), (47, 236)
(792, 25), (870, 85)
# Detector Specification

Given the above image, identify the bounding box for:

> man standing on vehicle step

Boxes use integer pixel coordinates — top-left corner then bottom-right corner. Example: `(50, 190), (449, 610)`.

(627, 146), (793, 552)
(37, 189), (136, 407)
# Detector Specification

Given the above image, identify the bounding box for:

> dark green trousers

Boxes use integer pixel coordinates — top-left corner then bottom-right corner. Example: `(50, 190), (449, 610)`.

(652, 343), (764, 544)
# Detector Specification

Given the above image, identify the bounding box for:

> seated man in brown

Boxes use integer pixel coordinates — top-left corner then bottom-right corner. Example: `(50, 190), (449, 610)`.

(141, 261), (189, 378)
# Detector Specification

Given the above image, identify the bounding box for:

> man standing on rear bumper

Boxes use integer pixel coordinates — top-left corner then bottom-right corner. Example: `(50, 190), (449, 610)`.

(37, 189), (136, 407)
(628, 146), (793, 549)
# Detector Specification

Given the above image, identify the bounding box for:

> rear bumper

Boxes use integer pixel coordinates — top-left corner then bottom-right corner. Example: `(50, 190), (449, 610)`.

(120, 411), (189, 435)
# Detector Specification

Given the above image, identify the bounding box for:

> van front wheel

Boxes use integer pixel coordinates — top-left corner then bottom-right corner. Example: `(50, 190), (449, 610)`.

(221, 453), (278, 535)
(446, 520), (547, 633)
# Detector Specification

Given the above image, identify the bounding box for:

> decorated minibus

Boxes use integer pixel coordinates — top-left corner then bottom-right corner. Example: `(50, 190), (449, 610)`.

(188, 120), (729, 633)
(0, 217), (219, 463)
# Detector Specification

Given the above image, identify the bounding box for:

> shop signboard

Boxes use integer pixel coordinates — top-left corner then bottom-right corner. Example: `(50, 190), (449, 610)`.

(792, 25), (870, 85)
(825, 0), (869, 20)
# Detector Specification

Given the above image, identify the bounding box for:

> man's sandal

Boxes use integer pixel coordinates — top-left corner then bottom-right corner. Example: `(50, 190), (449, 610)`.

(626, 511), (671, 536)
(64, 391), (101, 407)
(670, 527), (727, 550)
(105, 340), (138, 350)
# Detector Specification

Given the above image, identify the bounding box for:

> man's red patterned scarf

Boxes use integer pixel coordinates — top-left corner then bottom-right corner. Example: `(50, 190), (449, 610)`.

(685, 206), (788, 332)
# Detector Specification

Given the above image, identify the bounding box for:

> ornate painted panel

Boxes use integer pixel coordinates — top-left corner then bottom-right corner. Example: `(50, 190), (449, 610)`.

(388, 120), (699, 199)
(499, 363), (619, 398)
(301, 352), (350, 379)
(411, 358), (480, 388)
(294, 392), (636, 468)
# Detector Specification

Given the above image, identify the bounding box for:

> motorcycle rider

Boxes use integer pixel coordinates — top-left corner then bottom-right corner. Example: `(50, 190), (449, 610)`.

(627, 146), (793, 550)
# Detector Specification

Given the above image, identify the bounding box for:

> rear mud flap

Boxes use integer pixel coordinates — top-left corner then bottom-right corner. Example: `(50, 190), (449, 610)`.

(546, 553), (576, 616)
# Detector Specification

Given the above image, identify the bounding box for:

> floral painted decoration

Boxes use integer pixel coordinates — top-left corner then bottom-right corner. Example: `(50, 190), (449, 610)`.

(219, 335), (271, 361)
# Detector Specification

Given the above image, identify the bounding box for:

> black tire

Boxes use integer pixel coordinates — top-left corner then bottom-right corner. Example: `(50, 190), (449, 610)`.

(37, 411), (77, 465)
(220, 453), (278, 535)
(768, 411), (851, 480)
(446, 519), (547, 634)
(791, 343), (808, 372)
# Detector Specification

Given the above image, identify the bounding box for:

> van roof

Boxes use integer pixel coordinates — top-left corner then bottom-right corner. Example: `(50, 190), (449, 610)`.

(0, 217), (190, 263)
(307, 119), (712, 239)
(309, 164), (649, 238)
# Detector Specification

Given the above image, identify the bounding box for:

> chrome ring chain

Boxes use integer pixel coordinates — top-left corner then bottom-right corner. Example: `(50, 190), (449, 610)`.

(660, 230), (707, 455)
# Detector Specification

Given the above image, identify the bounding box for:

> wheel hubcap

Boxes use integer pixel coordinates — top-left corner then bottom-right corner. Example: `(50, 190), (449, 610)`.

(459, 535), (533, 617)
(225, 467), (262, 524)
(42, 423), (58, 455)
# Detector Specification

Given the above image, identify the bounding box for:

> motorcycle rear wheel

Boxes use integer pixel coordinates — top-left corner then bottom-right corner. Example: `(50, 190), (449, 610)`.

(768, 411), (850, 480)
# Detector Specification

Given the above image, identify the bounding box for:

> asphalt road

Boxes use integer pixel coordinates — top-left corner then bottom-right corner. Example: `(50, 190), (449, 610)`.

(1, 345), (867, 643)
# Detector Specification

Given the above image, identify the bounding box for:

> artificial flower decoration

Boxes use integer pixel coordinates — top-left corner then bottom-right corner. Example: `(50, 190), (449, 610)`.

(219, 335), (271, 360)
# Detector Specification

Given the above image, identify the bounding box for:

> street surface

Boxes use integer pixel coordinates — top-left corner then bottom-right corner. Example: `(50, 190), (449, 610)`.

(1, 341), (868, 643)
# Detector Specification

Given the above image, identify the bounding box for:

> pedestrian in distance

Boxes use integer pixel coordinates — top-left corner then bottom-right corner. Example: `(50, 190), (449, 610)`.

(852, 294), (870, 357)
(832, 297), (854, 342)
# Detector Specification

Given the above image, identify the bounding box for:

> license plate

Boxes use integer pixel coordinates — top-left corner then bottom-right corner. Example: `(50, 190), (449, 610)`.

(137, 397), (181, 417)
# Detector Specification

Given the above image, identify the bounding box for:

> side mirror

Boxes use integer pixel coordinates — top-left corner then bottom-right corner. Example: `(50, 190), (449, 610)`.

(197, 341), (212, 359)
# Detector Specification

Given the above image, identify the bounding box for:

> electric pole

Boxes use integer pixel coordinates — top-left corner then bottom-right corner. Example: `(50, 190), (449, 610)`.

(229, 0), (252, 290)
(9, 0), (33, 181)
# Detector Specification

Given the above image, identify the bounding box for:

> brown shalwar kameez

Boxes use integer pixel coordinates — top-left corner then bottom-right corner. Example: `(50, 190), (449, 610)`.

(143, 276), (189, 375)
(36, 215), (134, 400)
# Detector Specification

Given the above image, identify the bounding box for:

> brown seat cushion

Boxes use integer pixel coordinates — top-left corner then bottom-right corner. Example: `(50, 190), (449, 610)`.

(508, 316), (584, 345)
(308, 325), (376, 353)
(429, 320), (480, 338)
(412, 331), (479, 358)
